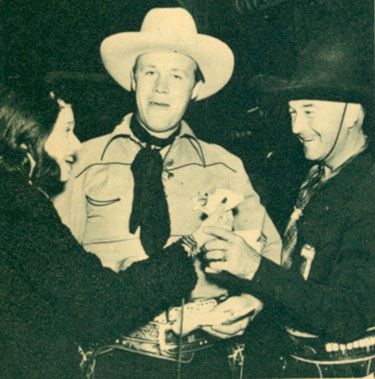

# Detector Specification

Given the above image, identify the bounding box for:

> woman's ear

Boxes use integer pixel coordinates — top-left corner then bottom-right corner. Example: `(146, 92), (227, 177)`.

(20, 143), (36, 177)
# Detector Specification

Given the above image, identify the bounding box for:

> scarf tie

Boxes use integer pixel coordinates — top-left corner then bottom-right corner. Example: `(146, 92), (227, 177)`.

(129, 117), (180, 256)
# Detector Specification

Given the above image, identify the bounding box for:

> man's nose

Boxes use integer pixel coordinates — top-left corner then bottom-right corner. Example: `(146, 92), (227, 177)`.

(154, 74), (168, 93)
(291, 113), (306, 135)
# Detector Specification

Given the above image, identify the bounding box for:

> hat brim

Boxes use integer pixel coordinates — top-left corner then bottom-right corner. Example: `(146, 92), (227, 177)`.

(254, 75), (373, 107)
(271, 85), (373, 106)
(100, 32), (234, 100)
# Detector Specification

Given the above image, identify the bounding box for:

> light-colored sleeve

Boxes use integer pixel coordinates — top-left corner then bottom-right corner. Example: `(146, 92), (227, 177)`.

(53, 167), (87, 245)
(231, 158), (282, 265)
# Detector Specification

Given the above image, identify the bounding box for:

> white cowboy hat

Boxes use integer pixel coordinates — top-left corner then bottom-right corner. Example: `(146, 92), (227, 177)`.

(100, 7), (234, 100)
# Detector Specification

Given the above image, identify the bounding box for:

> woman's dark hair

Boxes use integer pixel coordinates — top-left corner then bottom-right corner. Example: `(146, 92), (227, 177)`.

(0, 82), (64, 196)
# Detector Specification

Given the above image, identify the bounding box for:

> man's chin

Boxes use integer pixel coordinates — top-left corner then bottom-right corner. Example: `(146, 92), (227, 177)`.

(302, 144), (318, 160)
(303, 151), (322, 162)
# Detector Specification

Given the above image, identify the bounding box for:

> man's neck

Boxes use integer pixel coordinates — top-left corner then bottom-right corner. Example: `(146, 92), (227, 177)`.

(323, 132), (367, 177)
(131, 115), (181, 148)
(136, 115), (180, 140)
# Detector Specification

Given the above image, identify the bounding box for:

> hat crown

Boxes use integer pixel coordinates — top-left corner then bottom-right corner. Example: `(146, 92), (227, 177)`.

(280, 27), (374, 104)
(291, 35), (369, 90)
(141, 8), (198, 39)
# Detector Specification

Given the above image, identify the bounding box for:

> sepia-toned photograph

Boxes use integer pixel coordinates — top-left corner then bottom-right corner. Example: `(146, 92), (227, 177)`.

(0, 1), (374, 378)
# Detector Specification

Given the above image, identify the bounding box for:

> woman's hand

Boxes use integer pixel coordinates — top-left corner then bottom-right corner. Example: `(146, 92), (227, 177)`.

(202, 226), (262, 280)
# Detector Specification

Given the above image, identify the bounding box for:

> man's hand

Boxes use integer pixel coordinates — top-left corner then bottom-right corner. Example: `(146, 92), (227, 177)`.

(203, 226), (262, 280)
(192, 201), (233, 247)
(202, 294), (263, 339)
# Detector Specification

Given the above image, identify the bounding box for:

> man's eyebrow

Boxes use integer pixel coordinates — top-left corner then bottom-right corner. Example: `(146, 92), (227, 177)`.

(139, 64), (156, 69)
(289, 103), (316, 111)
(169, 68), (187, 75)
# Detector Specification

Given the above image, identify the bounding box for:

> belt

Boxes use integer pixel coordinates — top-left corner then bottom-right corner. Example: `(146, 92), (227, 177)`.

(80, 323), (217, 379)
(102, 325), (216, 363)
(286, 327), (375, 365)
(84, 298), (226, 366)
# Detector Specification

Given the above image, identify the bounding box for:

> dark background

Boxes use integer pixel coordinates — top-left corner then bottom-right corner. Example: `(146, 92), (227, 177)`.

(1, 0), (374, 230)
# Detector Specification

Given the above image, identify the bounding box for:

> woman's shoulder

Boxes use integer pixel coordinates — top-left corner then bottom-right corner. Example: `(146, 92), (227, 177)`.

(0, 168), (86, 258)
(0, 169), (53, 216)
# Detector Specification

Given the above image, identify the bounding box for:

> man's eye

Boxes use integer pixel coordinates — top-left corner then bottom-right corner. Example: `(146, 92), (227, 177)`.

(145, 71), (155, 76)
(65, 127), (72, 133)
(173, 74), (182, 80)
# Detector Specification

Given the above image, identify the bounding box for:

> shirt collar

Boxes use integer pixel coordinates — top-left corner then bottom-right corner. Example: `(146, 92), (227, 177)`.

(101, 113), (205, 165)
(108, 113), (199, 143)
(109, 113), (136, 140)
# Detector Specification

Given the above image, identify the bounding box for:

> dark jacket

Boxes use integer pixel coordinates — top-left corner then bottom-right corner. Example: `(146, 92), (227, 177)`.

(246, 149), (375, 342)
(0, 170), (197, 378)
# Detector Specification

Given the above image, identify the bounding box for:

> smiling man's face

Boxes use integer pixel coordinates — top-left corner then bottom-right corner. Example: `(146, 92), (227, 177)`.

(132, 51), (198, 137)
(288, 99), (350, 163)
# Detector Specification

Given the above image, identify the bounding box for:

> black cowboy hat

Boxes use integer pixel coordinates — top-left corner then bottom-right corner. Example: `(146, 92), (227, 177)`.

(254, 26), (374, 107)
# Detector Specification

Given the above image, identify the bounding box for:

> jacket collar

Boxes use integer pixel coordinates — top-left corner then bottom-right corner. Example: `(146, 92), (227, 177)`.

(295, 149), (374, 250)
(309, 148), (374, 208)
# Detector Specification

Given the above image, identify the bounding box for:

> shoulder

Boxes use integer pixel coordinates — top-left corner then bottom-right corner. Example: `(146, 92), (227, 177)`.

(367, 157), (375, 180)
(72, 114), (133, 175)
(0, 171), (55, 221)
(0, 170), (31, 203)
(71, 133), (113, 176)
(197, 139), (245, 171)
(79, 133), (112, 160)
(342, 157), (375, 222)
(353, 152), (375, 190)
(357, 160), (375, 202)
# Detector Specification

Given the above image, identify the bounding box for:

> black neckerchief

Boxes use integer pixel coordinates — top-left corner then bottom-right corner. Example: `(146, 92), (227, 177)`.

(130, 115), (181, 148)
(129, 116), (180, 256)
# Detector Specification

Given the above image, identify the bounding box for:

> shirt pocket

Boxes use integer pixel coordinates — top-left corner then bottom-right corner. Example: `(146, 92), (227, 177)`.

(84, 191), (133, 244)
(86, 195), (121, 207)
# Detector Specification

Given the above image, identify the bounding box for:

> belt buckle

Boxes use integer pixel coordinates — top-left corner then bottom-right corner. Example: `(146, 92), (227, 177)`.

(158, 322), (176, 356)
